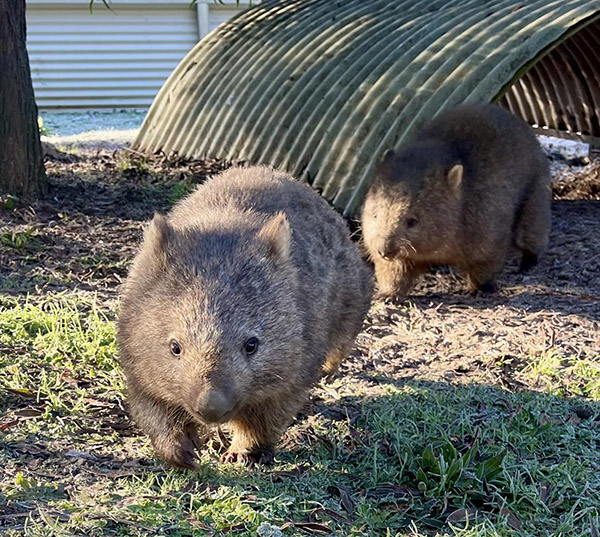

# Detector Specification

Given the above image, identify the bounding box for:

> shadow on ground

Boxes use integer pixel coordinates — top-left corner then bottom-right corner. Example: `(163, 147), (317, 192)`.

(1, 377), (599, 536)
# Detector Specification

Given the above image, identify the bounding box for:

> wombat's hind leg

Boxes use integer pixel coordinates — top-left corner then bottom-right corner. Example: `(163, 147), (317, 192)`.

(514, 178), (551, 272)
(225, 398), (300, 467)
(466, 259), (504, 294)
(322, 265), (372, 379)
(322, 347), (348, 378)
(519, 252), (539, 273)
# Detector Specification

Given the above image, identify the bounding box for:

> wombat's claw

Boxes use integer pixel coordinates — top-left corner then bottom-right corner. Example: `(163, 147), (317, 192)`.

(374, 290), (399, 301)
(519, 253), (538, 273)
(166, 447), (198, 470)
(158, 440), (198, 469)
(470, 281), (498, 295)
(221, 447), (275, 467)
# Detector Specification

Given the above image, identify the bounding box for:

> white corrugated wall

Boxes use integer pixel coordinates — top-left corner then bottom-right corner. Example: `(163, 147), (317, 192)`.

(26, 0), (248, 109)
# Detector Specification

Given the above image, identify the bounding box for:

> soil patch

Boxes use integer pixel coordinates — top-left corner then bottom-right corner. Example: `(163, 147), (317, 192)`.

(1, 149), (599, 390)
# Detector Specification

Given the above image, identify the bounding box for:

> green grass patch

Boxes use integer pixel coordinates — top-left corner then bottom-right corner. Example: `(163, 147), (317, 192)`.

(1, 294), (599, 536)
(523, 349), (600, 400)
(0, 294), (123, 438)
(139, 179), (197, 205)
(1, 228), (40, 250)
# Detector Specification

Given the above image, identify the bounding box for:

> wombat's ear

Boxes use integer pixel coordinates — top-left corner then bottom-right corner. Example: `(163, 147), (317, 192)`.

(258, 212), (291, 263)
(144, 213), (172, 261)
(447, 164), (464, 192)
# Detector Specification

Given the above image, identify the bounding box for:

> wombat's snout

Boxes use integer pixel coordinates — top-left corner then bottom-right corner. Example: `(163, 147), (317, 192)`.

(195, 387), (237, 424)
(377, 242), (400, 260)
(378, 248), (399, 260)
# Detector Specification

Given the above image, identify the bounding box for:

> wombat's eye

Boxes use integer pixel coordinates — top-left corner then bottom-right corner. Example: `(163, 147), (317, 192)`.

(170, 339), (183, 357)
(243, 337), (259, 356)
(406, 218), (418, 229)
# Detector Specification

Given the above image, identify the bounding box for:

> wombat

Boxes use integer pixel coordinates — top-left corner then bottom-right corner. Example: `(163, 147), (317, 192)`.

(361, 104), (551, 297)
(118, 166), (373, 469)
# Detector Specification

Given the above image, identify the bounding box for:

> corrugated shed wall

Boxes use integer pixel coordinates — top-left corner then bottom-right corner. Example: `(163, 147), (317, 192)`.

(27, 2), (198, 108)
(26, 1), (248, 109)
(133, 0), (600, 216)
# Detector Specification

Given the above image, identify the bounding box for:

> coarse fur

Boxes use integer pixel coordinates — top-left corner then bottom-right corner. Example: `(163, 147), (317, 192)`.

(361, 104), (551, 297)
(118, 166), (373, 469)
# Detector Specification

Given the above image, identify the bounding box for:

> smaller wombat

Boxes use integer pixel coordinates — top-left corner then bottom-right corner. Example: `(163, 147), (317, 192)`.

(361, 104), (551, 297)
(118, 166), (372, 469)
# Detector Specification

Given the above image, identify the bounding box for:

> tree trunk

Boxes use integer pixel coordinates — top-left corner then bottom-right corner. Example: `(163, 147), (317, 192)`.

(0, 0), (46, 198)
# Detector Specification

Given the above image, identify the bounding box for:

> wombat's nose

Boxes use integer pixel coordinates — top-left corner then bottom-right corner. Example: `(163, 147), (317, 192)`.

(195, 388), (236, 424)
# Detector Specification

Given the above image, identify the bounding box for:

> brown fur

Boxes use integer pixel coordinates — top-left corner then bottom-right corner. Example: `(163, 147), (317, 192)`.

(118, 166), (373, 468)
(361, 104), (551, 297)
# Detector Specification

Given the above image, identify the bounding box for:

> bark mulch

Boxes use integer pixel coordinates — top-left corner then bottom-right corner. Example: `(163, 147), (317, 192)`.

(1, 148), (598, 389)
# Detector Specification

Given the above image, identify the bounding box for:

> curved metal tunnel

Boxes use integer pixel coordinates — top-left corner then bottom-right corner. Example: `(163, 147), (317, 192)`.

(498, 17), (600, 139)
(133, 0), (600, 216)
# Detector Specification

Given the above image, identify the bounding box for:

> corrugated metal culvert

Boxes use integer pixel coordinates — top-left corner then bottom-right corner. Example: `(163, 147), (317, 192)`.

(499, 17), (600, 140)
(134, 0), (600, 216)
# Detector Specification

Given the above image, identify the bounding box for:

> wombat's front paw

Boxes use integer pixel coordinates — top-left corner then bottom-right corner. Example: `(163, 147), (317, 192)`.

(156, 425), (201, 470)
(519, 253), (538, 273)
(469, 280), (498, 296)
(374, 288), (401, 300)
(221, 447), (275, 467)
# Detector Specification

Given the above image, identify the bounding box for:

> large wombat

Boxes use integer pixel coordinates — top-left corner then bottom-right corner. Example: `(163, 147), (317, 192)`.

(362, 104), (551, 297)
(118, 166), (372, 468)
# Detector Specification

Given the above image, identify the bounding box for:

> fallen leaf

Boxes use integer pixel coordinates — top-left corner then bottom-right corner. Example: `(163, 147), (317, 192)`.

(281, 522), (330, 534)
(82, 397), (112, 408)
(539, 482), (551, 503)
(500, 507), (522, 530)
(14, 408), (44, 418)
(549, 498), (564, 509)
(0, 419), (20, 431)
(310, 508), (351, 524)
(271, 464), (309, 481)
(64, 450), (104, 462)
(188, 518), (216, 535)
(366, 484), (421, 498)
(6, 388), (35, 398)
(327, 485), (355, 515)
(9, 443), (49, 456)
(59, 370), (79, 387)
(446, 508), (479, 524)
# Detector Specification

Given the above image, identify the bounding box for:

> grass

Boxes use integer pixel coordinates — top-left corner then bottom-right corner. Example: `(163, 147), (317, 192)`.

(1, 295), (599, 537)
(115, 152), (198, 205)
(1, 228), (40, 250)
(38, 117), (52, 137)
(140, 178), (197, 205)
(523, 349), (600, 400)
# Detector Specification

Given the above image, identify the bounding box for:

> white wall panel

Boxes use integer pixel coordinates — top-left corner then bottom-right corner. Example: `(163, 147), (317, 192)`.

(27, 1), (249, 109)
(27, 2), (199, 108)
(208, 6), (242, 32)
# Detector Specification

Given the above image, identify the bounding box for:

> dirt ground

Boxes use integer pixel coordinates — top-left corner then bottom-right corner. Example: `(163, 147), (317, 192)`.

(1, 147), (599, 393)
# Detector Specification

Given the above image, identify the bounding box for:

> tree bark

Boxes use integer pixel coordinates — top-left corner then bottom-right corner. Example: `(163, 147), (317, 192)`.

(0, 0), (46, 198)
